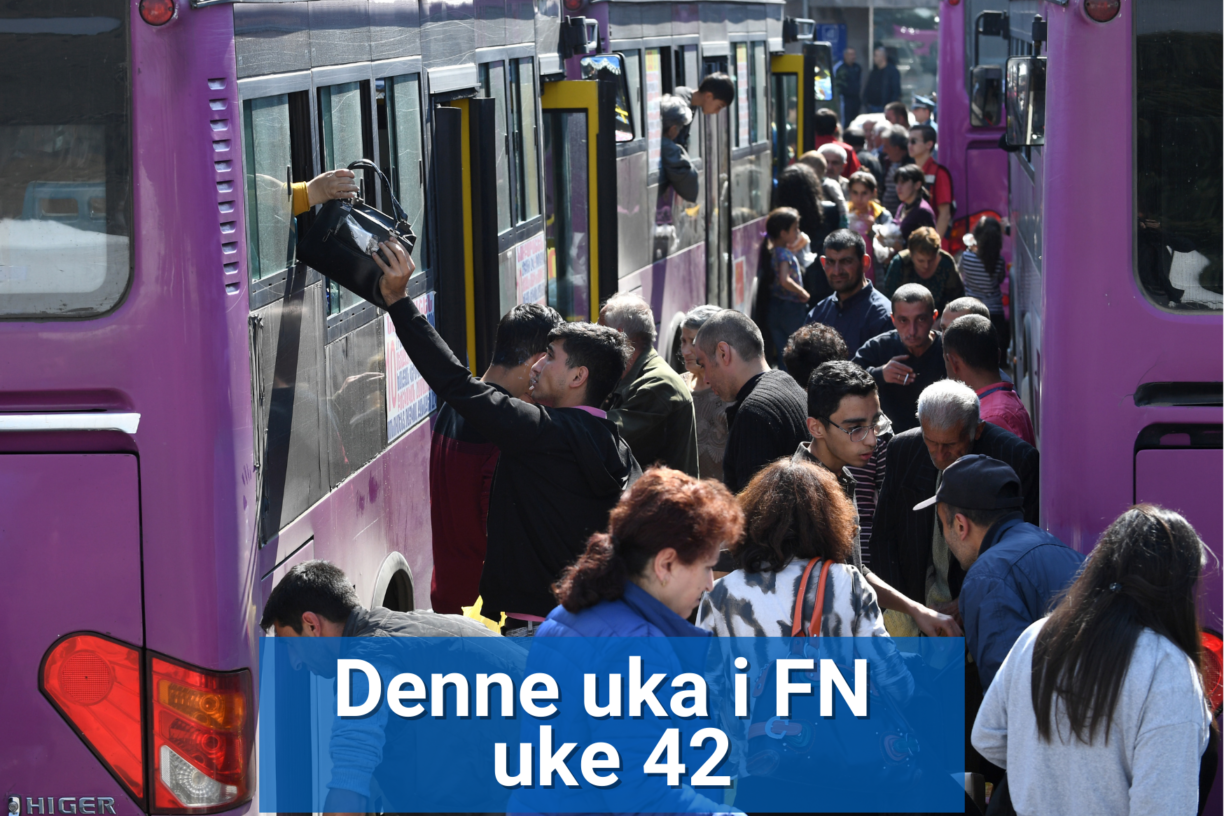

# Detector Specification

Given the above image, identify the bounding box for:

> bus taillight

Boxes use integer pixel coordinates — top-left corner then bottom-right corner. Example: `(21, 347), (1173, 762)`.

(40, 634), (146, 805)
(1202, 629), (1223, 716)
(150, 656), (254, 812)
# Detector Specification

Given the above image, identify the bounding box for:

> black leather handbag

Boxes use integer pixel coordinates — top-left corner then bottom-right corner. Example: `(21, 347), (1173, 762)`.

(295, 159), (416, 309)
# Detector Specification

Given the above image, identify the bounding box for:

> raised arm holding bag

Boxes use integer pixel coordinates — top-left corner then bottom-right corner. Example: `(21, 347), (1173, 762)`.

(295, 159), (417, 309)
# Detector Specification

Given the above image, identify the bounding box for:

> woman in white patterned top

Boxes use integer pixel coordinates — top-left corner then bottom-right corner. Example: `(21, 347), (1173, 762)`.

(697, 460), (912, 694)
(696, 459), (914, 778)
(698, 458), (892, 640)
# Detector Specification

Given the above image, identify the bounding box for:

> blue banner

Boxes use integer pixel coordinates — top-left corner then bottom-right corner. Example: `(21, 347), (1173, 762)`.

(259, 636), (965, 813)
(818, 23), (847, 63)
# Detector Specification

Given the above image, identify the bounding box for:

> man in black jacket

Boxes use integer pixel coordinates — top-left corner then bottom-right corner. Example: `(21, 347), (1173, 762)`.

(852, 283), (946, 433)
(869, 379), (1039, 637)
(691, 309), (809, 493)
(864, 46), (902, 113)
(373, 241), (641, 631)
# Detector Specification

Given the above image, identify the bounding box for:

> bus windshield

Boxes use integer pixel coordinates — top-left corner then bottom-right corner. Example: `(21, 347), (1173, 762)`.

(0, 1), (132, 319)
(1135, 0), (1223, 311)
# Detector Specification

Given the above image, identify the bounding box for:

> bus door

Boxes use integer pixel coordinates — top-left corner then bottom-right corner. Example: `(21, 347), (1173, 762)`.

(771, 54), (803, 174)
(802, 41), (837, 152)
(441, 59), (549, 371)
(430, 101), (477, 371)
(540, 78), (619, 322)
(703, 55), (731, 308)
(435, 93), (516, 375)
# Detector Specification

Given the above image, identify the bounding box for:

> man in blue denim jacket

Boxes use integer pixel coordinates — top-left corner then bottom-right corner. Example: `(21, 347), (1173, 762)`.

(915, 455), (1084, 688)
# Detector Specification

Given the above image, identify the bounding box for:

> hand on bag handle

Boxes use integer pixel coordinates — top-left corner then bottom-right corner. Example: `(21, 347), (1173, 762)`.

(346, 159), (410, 225)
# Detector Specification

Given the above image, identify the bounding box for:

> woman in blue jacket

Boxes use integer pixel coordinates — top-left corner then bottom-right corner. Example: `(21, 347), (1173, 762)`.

(510, 468), (745, 816)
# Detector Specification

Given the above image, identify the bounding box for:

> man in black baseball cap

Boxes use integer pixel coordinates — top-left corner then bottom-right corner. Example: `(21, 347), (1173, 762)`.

(915, 454), (1083, 689)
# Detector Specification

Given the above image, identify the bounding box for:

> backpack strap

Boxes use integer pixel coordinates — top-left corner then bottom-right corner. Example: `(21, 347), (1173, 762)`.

(790, 559), (834, 638)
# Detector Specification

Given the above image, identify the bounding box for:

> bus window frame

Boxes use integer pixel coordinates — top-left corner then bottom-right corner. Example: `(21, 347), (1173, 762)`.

(374, 56), (431, 304)
(509, 56), (544, 226)
(478, 44), (547, 254)
(238, 71), (319, 313)
(313, 63), (380, 327)
(1132, 0), (1224, 313)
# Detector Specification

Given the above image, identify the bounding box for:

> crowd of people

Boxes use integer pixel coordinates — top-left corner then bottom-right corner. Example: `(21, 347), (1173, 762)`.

(261, 122), (1217, 813)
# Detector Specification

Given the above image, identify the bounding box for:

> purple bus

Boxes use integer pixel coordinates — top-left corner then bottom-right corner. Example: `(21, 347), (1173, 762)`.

(1001, 0), (1222, 797)
(0, 0), (574, 809)
(937, 0), (1012, 256)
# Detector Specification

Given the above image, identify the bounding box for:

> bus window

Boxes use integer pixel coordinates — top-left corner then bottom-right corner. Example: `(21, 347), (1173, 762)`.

(543, 110), (591, 320)
(774, 72), (799, 167)
(509, 58), (542, 223)
(683, 46), (700, 160)
(623, 50), (643, 141)
(752, 42), (767, 144)
(386, 74), (427, 274)
(734, 43), (749, 147)
(242, 95), (295, 285)
(580, 54), (635, 142)
(645, 48), (663, 167)
(1135, 0), (1223, 311)
(479, 62), (513, 234)
(320, 82), (367, 172)
(319, 81), (373, 315)
(0, 1), (131, 319)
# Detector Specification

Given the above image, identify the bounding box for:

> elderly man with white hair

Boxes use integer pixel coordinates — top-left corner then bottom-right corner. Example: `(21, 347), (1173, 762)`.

(817, 142), (851, 195)
(599, 293), (700, 477)
(868, 378), (1039, 638)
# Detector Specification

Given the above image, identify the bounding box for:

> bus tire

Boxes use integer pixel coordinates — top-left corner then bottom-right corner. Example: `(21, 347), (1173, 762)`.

(371, 551), (415, 612)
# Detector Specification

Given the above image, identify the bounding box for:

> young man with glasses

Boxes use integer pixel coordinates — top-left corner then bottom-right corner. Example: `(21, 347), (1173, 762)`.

(792, 361), (961, 638)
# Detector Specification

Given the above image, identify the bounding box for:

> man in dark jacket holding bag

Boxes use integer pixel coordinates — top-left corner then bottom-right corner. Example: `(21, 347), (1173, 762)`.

(373, 240), (642, 634)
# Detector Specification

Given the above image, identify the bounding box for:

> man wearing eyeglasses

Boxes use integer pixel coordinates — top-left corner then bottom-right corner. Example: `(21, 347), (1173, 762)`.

(792, 360), (961, 638)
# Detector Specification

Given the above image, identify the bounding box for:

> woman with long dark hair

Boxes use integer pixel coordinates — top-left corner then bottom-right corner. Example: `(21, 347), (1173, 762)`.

(973, 504), (1214, 815)
(542, 467), (744, 634)
(771, 163), (831, 303)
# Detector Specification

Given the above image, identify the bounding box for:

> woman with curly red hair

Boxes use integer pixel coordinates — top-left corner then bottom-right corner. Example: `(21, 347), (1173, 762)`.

(512, 469), (744, 816)
(540, 467), (744, 636)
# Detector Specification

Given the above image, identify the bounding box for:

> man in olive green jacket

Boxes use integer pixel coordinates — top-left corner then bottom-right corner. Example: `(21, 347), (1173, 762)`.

(600, 294), (700, 477)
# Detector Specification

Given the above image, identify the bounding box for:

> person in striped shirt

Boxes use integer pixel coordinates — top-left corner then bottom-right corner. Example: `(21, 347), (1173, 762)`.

(960, 215), (1009, 360)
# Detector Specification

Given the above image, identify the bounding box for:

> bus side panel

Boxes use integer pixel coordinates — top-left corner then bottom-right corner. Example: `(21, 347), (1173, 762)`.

(130, 3), (260, 681)
(1038, 5), (1224, 556)
(257, 416), (436, 613)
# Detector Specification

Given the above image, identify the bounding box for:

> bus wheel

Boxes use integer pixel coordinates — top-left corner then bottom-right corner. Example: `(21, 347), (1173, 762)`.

(372, 552), (415, 612)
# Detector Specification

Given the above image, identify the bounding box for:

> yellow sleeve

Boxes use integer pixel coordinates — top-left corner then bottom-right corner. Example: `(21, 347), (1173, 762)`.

(291, 182), (311, 216)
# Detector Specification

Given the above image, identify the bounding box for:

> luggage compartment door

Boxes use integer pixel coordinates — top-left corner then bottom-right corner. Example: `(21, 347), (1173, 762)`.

(0, 454), (143, 800)
(1134, 442), (1223, 633)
